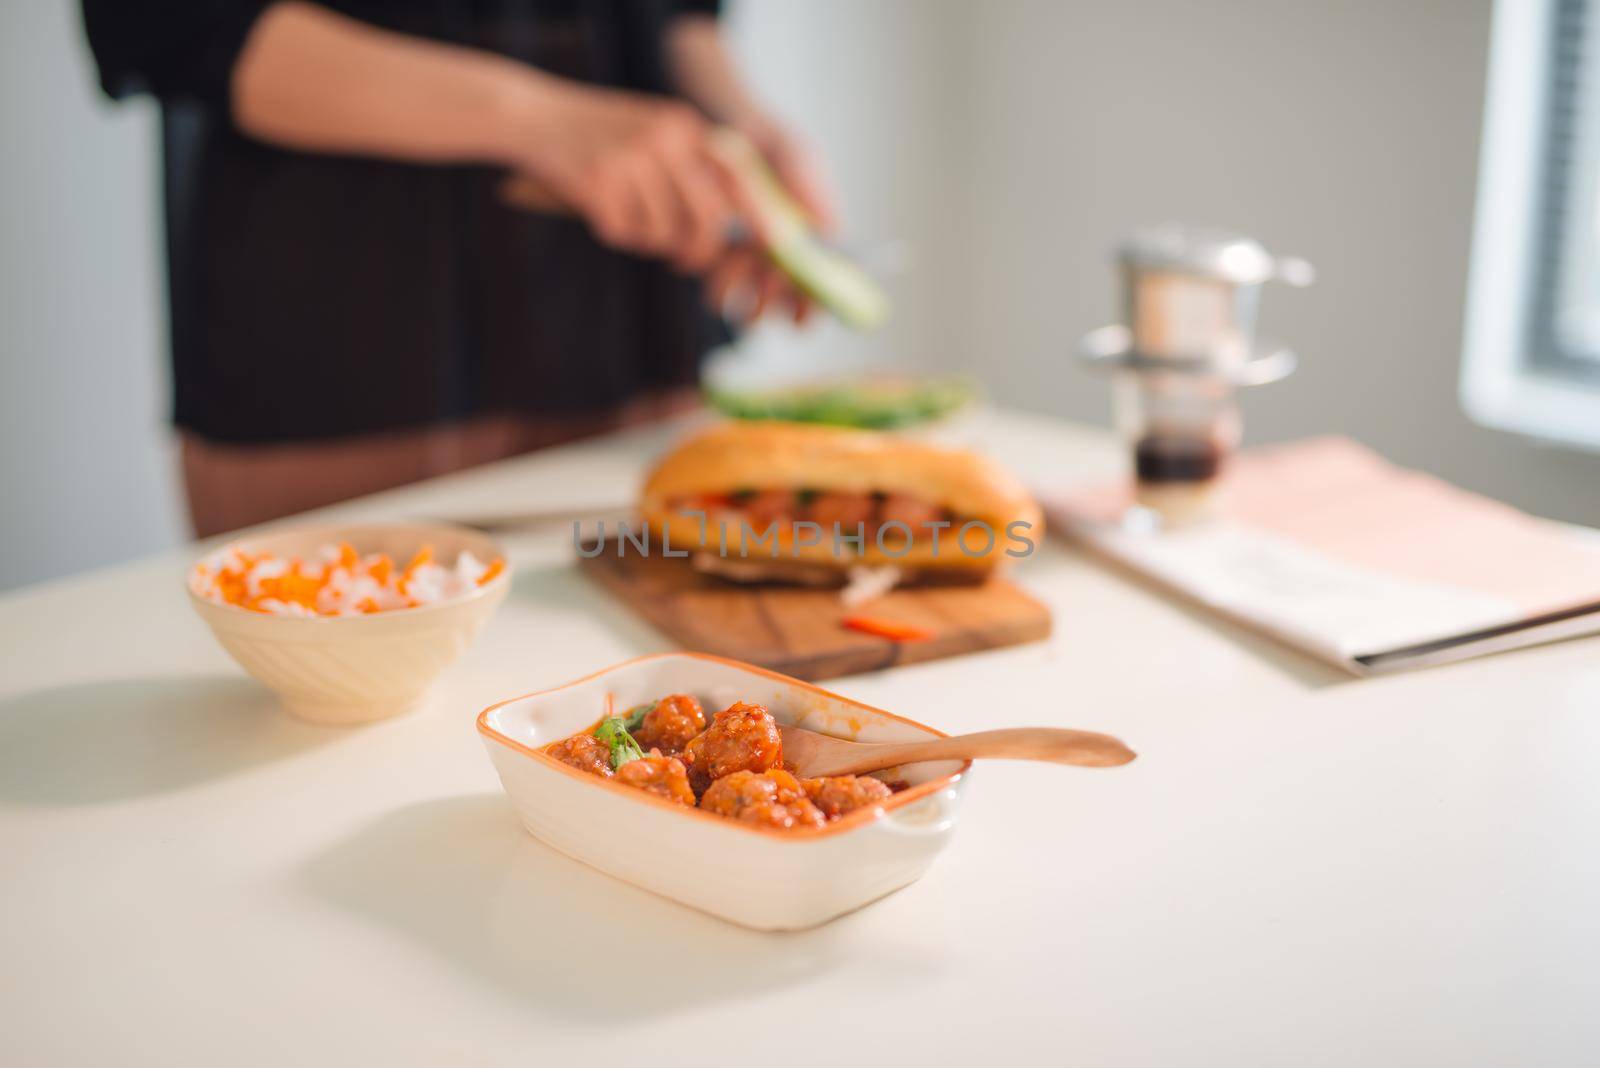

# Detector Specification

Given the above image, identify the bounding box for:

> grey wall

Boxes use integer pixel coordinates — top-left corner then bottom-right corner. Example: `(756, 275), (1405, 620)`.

(0, 0), (183, 590)
(963, 0), (1600, 525)
(2, 0), (1595, 592)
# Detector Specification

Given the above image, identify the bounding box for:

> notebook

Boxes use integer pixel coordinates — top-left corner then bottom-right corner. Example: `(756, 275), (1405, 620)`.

(1044, 437), (1600, 674)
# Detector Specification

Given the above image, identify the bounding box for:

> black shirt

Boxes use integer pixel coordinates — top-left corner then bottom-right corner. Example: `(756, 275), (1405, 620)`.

(82, 0), (724, 444)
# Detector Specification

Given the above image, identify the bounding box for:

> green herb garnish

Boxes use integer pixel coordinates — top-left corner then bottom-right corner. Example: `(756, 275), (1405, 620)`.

(621, 702), (655, 733)
(594, 717), (646, 769)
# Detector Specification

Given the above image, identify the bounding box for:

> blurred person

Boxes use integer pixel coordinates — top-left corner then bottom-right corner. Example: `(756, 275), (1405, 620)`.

(80, 1), (832, 536)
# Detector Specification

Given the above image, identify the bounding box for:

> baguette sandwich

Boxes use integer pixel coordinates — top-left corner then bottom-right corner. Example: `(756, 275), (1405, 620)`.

(639, 421), (1042, 584)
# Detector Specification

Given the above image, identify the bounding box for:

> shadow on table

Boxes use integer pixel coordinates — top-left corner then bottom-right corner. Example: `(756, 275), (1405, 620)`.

(301, 794), (928, 1018)
(0, 675), (337, 807)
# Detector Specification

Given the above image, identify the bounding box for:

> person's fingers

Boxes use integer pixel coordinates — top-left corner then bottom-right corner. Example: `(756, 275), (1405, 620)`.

(706, 246), (760, 321)
(791, 288), (816, 326)
(665, 154), (732, 273)
(703, 246), (819, 327)
(701, 144), (776, 249)
(581, 165), (636, 251)
(704, 249), (738, 313)
(751, 260), (785, 322)
(620, 155), (677, 254)
(759, 267), (813, 326)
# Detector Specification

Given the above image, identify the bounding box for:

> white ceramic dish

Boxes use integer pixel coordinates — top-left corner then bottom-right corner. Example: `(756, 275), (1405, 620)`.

(188, 523), (510, 726)
(478, 653), (969, 930)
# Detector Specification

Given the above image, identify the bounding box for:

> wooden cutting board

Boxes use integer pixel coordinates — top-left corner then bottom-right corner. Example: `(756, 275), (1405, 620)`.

(578, 543), (1052, 681)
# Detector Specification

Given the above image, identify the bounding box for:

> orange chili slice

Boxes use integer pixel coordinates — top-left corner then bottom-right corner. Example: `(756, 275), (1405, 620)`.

(841, 615), (935, 642)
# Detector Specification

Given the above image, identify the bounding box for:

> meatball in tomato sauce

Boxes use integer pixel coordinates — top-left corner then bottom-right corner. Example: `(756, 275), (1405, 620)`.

(681, 701), (783, 792)
(614, 755), (696, 807)
(741, 490), (798, 530)
(803, 775), (893, 819)
(542, 695), (923, 832)
(700, 770), (826, 830)
(807, 491), (877, 534)
(546, 733), (612, 778)
(633, 693), (706, 755)
(879, 493), (942, 533)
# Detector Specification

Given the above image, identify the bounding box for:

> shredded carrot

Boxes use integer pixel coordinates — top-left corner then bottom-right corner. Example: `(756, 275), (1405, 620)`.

(398, 543), (434, 597)
(841, 615), (935, 642)
(192, 541), (502, 617)
(367, 555), (393, 585)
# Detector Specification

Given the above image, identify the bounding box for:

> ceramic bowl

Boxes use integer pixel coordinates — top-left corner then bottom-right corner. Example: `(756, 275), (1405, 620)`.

(188, 523), (511, 726)
(477, 652), (969, 930)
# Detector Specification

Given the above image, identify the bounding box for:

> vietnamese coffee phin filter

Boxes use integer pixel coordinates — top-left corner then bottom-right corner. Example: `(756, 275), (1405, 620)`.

(1078, 225), (1313, 525)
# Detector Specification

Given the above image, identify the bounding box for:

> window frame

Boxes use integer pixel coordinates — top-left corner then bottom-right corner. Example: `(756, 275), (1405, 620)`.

(1461, 0), (1600, 450)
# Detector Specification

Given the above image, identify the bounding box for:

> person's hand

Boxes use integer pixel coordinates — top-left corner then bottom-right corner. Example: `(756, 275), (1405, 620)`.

(705, 243), (810, 325)
(507, 76), (838, 325)
(741, 121), (836, 237)
(509, 78), (741, 273)
(703, 120), (836, 325)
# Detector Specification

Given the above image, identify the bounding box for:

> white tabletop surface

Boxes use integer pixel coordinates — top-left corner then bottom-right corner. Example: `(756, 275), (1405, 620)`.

(3, 409), (1597, 1067)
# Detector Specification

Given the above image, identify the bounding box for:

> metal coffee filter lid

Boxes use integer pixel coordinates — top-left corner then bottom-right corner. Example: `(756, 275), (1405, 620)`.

(1119, 224), (1314, 287)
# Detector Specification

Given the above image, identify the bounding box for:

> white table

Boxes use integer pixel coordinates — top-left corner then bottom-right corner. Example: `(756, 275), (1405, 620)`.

(3, 410), (1597, 1067)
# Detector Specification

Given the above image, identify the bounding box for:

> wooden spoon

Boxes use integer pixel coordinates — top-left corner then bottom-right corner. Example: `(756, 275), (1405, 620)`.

(778, 723), (1136, 778)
